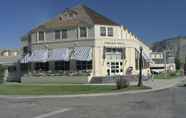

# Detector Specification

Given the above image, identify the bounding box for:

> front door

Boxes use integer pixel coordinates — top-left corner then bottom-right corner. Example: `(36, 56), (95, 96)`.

(107, 61), (123, 76)
(106, 52), (123, 76)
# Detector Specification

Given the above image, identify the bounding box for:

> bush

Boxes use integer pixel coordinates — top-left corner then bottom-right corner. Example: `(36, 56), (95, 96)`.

(169, 72), (177, 77)
(116, 77), (129, 89)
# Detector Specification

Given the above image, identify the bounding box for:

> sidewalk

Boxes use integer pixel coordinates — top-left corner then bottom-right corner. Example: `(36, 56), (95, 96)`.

(88, 77), (182, 89)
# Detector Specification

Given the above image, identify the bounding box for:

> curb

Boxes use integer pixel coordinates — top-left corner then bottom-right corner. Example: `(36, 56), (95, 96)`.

(0, 82), (178, 99)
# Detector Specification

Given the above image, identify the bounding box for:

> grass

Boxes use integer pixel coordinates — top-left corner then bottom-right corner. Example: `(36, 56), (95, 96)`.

(153, 71), (180, 80)
(0, 84), (150, 95)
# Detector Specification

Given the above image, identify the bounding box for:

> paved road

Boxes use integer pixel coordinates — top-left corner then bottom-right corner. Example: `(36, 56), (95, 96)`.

(0, 87), (186, 118)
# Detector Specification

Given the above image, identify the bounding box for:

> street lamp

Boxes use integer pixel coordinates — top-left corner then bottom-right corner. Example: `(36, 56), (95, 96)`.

(138, 46), (143, 87)
(184, 56), (186, 76)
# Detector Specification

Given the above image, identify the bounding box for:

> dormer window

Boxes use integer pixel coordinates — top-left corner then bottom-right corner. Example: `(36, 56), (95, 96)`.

(62, 29), (67, 39)
(38, 32), (44, 41)
(108, 27), (113, 37)
(80, 27), (87, 38)
(100, 27), (106, 36)
(55, 30), (61, 40)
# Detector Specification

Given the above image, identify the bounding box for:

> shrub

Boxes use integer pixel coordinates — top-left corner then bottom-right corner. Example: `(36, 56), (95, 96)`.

(116, 77), (129, 89)
(169, 72), (177, 77)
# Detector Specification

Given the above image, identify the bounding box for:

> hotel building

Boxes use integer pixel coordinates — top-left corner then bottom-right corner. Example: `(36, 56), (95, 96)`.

(20, 5), (152, 82)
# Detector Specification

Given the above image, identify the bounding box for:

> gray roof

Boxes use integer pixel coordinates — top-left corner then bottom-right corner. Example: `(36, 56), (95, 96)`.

(31, 5), (120, 32)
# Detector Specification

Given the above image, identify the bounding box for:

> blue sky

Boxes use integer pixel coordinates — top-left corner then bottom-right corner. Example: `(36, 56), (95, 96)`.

(0, 0), (186, 48)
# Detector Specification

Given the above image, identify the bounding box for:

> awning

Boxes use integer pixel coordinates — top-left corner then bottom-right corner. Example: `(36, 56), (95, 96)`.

(151, 69), (163, 73)
(20, 54), (31, 63)
(48, 48), (69, 61)
(71, 47), (92, 61)
(142, 52), (153, 63)
(136, 48), (153, 63)
(29, 50), (48, 63)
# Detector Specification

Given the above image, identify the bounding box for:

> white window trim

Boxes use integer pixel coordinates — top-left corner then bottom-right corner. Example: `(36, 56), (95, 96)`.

(37, 32), (46, 43)
(100, 26), (107, 37)
(79, 27), (88, 38)
(62, 29), (68, 39)
(107, 27), (114, 37)
(54, 30), (61, 40)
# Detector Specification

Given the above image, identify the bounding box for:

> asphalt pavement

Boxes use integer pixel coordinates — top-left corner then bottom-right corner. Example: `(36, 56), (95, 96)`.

(0, 86), (186, 118)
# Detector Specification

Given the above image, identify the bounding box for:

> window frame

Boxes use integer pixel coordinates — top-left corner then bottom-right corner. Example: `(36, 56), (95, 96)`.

(55, 61), (70, 71)
(107, 27), (114, 37)
(100, 27), (106, 36)
(79, 27), (87, 38)
(38, 32), (45, 41)
(34, 62), (49, 71)
(55, 30), (61, 40)
(62, 29), (67, 39)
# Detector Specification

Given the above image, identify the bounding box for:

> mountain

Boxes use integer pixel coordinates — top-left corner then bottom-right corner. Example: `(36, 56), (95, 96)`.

(151, 36), (186, 63)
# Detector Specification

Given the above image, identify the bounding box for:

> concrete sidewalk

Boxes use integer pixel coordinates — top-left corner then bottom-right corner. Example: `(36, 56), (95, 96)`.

(88, 77), (182, 89)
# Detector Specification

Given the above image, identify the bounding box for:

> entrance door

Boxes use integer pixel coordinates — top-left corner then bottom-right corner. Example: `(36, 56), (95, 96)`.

(105, 48), (124, 77)
(107, 61), (123, 76)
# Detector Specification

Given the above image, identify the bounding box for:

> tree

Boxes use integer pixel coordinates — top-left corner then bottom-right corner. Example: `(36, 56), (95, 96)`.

(175, 57), (181, 70)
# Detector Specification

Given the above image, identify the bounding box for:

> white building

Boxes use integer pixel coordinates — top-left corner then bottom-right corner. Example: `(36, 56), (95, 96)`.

(150, 51), (176, 74)
(20, 5), (152, 82)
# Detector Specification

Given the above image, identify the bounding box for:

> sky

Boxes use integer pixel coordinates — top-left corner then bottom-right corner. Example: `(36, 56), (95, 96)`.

(0, 0), (186, 48)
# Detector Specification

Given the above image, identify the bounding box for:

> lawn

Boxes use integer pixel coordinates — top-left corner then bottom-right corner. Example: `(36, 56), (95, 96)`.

(153, 71), (180, 80)
(0, 84), (150, 95)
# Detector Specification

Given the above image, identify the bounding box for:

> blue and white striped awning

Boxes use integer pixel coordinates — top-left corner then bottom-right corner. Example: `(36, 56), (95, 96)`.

(20, 54), (31, 63)
(136, 48), (152, 63)
(71, 47), (92, 61)
(29, 50), (48, 63)
(20, 47), (93, 63)
(48, 48), (69, 61)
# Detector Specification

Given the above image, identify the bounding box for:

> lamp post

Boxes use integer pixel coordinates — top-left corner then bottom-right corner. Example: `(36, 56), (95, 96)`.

(184, 56), (186, 76)
(138, 46), (143, 87)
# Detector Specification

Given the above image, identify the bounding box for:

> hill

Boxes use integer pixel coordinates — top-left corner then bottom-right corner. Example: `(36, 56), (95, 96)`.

(151, 36), (186, 63)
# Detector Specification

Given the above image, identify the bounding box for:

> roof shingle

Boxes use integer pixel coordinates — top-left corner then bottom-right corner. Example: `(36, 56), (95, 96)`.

(31, 4), (120, 32)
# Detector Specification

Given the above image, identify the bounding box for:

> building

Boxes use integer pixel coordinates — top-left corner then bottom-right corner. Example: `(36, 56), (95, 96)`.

(20, 5), (152, 82)
(0, 49), (20, 82)
(150, 51), (176, 74)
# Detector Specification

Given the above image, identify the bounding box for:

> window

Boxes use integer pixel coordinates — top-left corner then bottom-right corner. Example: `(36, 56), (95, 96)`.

(100, 27), (106, 36)
(38, 32), (44, 41)
(76, 61), (92, 70)
(8, 66), (16, 72)
(121, 48), (126, 59)
(21, 64), (29, 72)
(108, 27), (113, 37)
(120, 69), (123, 72)
(62, 29), (67, 39)
(55, 61), (69, 71)
(120, 62), (123, 66)
(55, 30), (61, 40)
(34, 62), (49, 71)
(80, 27), (87, 37)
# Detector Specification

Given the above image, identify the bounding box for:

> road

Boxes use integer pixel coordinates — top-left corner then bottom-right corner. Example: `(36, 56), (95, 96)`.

(0, 87), (186, 118)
